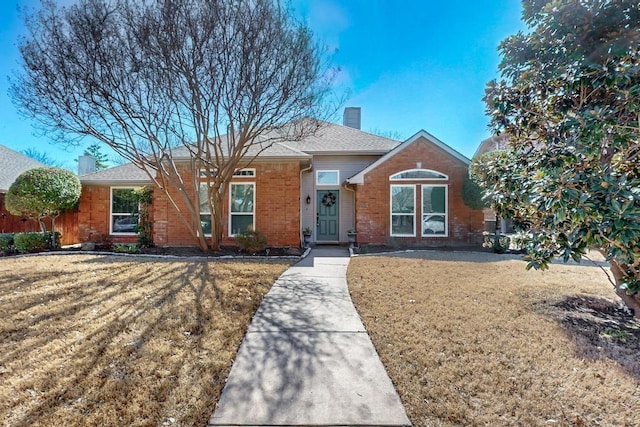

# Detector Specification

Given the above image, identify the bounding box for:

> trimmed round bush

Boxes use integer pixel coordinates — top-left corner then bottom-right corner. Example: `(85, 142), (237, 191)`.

(236, 230), (267, 253)
(5, 167), (81, 221)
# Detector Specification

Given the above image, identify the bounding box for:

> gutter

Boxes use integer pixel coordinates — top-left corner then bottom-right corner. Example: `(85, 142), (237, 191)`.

(299, 160), (313, 247)
(342, 181), (357, 235)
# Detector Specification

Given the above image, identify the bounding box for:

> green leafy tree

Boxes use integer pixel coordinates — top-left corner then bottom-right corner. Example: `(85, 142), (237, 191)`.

(483, 0), (640, 315)
(461, 172), (486, 211)
(5, 167), (81, 237)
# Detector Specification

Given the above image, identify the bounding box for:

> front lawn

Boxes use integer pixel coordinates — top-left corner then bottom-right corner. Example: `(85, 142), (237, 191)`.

(0, 254), (290, 426)
(348, 252), (640, 427)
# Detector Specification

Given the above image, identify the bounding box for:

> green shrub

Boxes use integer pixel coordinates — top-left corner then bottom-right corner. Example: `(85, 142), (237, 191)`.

(14, 232), (48, 253)
(483, 232), (511, 254)
(235, 230), (267, 254)
(113, 243), (140, 253)
(0, 233), (15, 255)
(462, 173), (486, 210)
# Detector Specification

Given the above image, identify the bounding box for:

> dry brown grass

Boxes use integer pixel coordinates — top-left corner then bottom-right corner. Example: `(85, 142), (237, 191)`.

(0, 254), (290, 427)
(348, 251), (640, 427)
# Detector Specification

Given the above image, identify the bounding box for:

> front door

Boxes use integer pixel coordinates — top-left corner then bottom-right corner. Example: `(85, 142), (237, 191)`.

(316, 190), (339, 241)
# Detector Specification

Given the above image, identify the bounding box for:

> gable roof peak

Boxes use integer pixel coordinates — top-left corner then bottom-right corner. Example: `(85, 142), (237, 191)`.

(346, 130), (470, 185)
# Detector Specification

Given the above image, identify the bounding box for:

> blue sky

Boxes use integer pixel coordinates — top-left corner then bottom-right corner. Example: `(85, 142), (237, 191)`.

(0, 0), (524, 170)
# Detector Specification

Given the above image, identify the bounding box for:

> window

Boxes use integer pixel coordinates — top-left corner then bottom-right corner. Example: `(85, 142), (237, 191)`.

(233, 168), (255, 177)
(199, 168), (256, 178)
(390, 169), (448, 181)
(230, 183), (255, 236)
(422, 186), (447, 236)
(199, 184), (212, 235)
(316, 170), (339, 185)
(390, 185), (415, 236)
(111, 188), (138, 235)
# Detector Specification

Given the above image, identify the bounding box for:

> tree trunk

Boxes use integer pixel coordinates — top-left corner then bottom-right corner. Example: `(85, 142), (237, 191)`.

(609, 259), (640, 319)
(208, 187), (225, 252)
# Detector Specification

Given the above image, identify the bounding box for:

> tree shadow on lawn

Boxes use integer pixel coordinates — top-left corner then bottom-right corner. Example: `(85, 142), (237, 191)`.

(210, 266), (385, 426)
(544, 295), (640, 379)
(0, 257), (269, 426)
(375, 249), (611, 269)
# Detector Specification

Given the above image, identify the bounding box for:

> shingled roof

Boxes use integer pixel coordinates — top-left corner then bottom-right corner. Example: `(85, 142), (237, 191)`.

(0, 144), (46, 193)
(288, 121), (400, 154)
(79, 163), (152, 185)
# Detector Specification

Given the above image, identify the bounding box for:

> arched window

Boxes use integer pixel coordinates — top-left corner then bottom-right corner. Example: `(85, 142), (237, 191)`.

(389, 169), (448, 181)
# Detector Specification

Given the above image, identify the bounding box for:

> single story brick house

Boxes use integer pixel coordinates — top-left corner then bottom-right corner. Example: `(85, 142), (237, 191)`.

(78, 108), (483, 248)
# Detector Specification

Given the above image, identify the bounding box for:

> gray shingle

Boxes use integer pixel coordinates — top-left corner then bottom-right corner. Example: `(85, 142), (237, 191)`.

(80, 163), (151, 184)
(78, 120), (400, 183)
(0, 144), (46, 193)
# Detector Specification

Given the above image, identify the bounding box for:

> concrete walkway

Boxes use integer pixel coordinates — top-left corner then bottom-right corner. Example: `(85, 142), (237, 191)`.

(209, 247), (411, 426)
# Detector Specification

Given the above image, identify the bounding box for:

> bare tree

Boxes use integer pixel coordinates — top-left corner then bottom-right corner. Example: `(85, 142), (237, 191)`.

(12, 0), (336, 250)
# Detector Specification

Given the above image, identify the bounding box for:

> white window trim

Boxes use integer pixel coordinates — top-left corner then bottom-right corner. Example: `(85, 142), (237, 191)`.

(390, 184), (416, 237)
(229, 182), (256, 237)
(316, 170), (340, 186)
(110, 186), (138, 236)
(233, 168), (256, 177)
(421, 185), (448, 238)
(390, 168), (449, 181)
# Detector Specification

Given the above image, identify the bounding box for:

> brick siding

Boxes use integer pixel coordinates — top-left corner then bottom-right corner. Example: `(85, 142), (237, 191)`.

(353, 136), (484, 246)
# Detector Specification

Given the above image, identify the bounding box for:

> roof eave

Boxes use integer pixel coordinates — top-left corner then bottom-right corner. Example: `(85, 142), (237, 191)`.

(346, 130), (470, 185)
(80, 179), (153, 186)
(304, 150), (392, 156)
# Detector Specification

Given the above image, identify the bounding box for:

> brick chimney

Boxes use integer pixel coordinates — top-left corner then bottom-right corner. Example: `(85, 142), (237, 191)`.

(343, 107), (361, 130)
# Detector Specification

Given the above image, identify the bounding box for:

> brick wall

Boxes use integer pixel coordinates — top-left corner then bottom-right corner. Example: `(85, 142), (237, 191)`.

(78, 185), (138, 244)
(354, 136), (484, 246)
(152, 161), (301, 247)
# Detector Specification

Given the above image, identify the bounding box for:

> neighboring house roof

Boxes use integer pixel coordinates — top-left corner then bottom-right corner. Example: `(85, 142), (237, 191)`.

(473, 134), (511, 158)
(347, 130), (471, 185)
(80, 163), (152, 185)
(0, 144), (46, 193)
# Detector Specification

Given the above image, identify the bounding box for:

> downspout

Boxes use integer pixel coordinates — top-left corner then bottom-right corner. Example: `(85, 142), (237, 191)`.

(342, 181), (357, 235)
(300, 160), (313, 247)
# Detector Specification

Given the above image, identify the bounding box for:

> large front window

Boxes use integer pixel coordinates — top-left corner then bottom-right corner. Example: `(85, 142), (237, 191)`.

(199, 184), (212, 235)
(111, 188), (138, 235)
(230, 183), (255, 236)
(422, 185), (447, 236)
(390, 185), (415, 236)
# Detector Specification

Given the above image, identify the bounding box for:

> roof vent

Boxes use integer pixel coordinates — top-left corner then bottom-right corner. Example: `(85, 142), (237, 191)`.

(343, 107), (361, 130)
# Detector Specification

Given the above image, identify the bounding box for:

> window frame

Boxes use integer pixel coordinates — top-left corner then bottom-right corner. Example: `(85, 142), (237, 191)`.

(110, 187), (139, 236)
(390, 184), (416, 237)
(421, 185), (448, 238)
(389, 168), (449, 181)
(199, 183), (213, 236)
(199, 168), (256, 178)
(316, 170), (340, 186)
(233, 168), (256, 177)
(228, 182), (256, 237)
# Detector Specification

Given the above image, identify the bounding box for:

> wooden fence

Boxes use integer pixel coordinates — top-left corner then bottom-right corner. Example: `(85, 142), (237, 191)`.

(0, 193), (80, 245)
